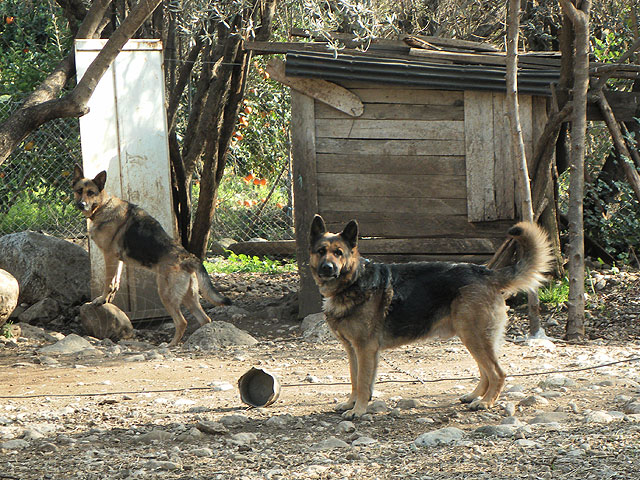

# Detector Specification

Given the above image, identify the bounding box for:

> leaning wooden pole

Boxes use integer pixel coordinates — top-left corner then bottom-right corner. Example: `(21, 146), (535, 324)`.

(506, 0), (543, 336)
(560, 0), (591, 342)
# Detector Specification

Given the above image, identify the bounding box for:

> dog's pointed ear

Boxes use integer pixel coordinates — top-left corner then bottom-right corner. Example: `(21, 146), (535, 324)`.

(93, 170), (107, 192)
(340, 220), (359, 249)
(310, 215), (327, 245)
(72, 164), (84, 185)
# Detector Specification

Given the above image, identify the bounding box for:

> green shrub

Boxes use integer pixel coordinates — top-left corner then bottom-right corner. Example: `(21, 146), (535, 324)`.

(204, 252), (296, 274)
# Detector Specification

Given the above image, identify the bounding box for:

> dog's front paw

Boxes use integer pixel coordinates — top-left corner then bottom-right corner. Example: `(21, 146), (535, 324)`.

(468, 399), (491, 411)
(460, 393), (479, 404)
(341, 404), (367, 420)
(335, 401), (355, 412)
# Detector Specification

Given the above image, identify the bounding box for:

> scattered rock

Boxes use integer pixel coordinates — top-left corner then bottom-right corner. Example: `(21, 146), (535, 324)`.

(519, 395), (549, 407)
(352, 435), (376, 446)
(0, 269), (19, 329)
(135, 429), (174, 443)
(415, 427), (465, 447)
(623, 402), (640, 415)
(79, 302), (134, 341)
(184, 321), (258, 350)
(367, 400), (389, 414)
(474, 424), (516, 438)
(38, 334), (95, 355)
(539, 375), (576, 390)
(1, 439), (29, 450)
(528, 412), (570, 424)
(219, 414), (249, 427)
(300, 312), (335, 343)
(0, 231), (90, 306)
(18, 298), (60, 323)
(311, 437), (350, 451)
(584, 411), (614, 424)
(336, 421), (356, 434)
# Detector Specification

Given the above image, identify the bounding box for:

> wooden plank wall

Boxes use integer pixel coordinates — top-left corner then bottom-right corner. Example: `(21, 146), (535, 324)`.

(292, 84), (546, 315)
(313, 84), (511, 261)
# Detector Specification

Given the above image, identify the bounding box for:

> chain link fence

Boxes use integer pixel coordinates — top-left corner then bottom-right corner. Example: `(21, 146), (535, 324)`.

(0, 97), (295, 255)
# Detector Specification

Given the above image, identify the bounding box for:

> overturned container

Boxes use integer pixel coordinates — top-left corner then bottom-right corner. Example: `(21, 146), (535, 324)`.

(237, 367), (281, 407)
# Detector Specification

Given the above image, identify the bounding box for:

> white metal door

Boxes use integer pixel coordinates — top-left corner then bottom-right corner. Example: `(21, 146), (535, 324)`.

(75, 39), (174, 320)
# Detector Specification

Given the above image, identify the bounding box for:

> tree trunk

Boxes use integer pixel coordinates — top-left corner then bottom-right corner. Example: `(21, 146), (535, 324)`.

(506, 0), (543, 336)
(560, 0), (591, 343)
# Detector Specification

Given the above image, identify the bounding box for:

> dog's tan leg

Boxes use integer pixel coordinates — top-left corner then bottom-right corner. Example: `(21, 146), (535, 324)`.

(460, 366), (489, 404)
(342, 342), (379, 419)
(157, 269), (191, 346)
(460, 333), (505, 410)
(336, 340), (358, 413)
(182, 273), (212, 327)
(92, 254), (123, 305)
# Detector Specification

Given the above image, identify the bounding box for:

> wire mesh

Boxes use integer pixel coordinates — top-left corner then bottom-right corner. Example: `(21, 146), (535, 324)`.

(0, 97), (295, 254)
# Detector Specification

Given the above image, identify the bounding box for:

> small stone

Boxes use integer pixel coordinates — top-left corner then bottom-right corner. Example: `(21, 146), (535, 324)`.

(311, 437), (350, 450)
(474, 425), (517, 438)
(124, 354), (146, 362)
(229, 432), (257, 446)
(584, 411), (614, 424)
(1, 439), (29, 450)
(367, 400), (389, 414)
(145, 460), (181, 471)
(502, 402), (516, 417)
(351, 435), (376, 446)
(623, 402), (640, 415)
(515, 439), (539, 448)
(519, 395), (549, 407)
(191, 447), (214, 457)
(266, 414), (295, 428)
(220, 414), (249, 427)
(38, 442), (58, 453)
(22, 428), (45, 440)
(528, 412), (570, 424)
(38, 334), (94, 355)
(396, 398), (421, 410)
(336, 421), (356, 434)
(501, 416), (522, 426)
(195, 421), (228, 435)
(539, 375), (576, 390)
(135, 429), (173, 443)
(415, 427), (465, 447)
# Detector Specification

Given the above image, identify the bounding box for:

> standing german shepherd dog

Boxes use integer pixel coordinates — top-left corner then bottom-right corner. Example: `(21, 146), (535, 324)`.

(72, 165), (231, 346)
(310, 215), (552, 419)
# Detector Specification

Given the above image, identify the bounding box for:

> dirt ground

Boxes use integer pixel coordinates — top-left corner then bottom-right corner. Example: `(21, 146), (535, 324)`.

(1, 268), (640, 479)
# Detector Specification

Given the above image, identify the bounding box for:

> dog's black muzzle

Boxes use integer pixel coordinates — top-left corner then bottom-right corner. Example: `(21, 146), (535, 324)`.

(318, 261), (339, 279)
(75, 201), (89, 212)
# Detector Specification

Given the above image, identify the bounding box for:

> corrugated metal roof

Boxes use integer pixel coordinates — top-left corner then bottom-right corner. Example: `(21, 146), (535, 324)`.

(285, 51), (560, 96)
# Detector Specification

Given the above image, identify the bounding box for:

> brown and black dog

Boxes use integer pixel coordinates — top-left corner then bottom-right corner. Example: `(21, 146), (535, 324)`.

(309, 215), (552, 419)
(72, 165), (231, 346)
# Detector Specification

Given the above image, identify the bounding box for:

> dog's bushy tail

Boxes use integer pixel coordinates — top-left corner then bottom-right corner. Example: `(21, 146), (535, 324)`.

(493, 222), (554, 296)
(183, 256), (232, 306)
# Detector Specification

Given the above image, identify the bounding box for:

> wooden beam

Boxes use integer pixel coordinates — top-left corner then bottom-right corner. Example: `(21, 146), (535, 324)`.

(266, 58), (364, 117)
(290, 91), (322, 317)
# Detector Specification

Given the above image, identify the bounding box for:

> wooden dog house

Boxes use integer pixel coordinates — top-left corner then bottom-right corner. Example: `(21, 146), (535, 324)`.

(246, 35), (639, 317)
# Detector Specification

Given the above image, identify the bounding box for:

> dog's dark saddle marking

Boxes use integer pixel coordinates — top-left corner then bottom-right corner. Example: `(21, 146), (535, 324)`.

(384, 261), (493, 339)
(122, 204), (175, 268)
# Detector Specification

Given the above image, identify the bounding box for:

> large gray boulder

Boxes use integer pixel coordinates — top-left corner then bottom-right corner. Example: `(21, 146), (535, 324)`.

(0, 231), (90, 307)
(0, 269), (19, 328)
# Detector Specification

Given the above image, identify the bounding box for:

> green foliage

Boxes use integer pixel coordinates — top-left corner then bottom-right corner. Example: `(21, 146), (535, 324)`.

(204, 252), (296, 274)
(1, 321), (14, 339)
(539, 278), (569, 307)
(0, 0), (71, 94)
(0, 185), (81, 235)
